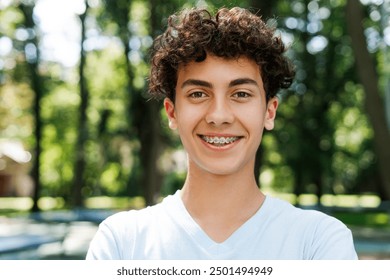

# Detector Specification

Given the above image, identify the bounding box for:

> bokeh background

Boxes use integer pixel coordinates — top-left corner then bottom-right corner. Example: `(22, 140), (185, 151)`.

(1, 0), (390, 259)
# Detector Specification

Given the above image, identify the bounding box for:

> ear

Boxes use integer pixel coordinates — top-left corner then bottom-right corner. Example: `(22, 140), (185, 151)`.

(264, 97), (279, 131)
(164, 98), (178, 130)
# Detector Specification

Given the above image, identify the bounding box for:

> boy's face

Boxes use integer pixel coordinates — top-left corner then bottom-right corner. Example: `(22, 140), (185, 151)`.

(164, 54), (278, 176)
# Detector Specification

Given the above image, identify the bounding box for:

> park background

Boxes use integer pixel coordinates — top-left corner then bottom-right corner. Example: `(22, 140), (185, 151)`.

(1, 0), (390, 259)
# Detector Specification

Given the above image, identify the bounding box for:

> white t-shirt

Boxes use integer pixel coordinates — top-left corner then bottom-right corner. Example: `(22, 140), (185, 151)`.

(86, 190), (358, 260)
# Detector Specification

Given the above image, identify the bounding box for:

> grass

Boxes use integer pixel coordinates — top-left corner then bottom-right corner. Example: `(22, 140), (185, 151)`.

(0, 196), (145, 216)
(332, 211), (390, 228)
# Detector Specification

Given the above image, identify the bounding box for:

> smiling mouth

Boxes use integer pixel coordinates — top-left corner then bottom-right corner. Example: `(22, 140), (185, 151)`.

(199, 135), (242, 147)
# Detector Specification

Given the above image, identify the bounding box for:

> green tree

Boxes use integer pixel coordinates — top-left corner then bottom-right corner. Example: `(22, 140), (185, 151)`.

(72, 1), (90, 207)
(18, 1), (44, 211)
(256, 0), (379, 204)
(346, 0), (390, 200)
(1, 0), (388, 210)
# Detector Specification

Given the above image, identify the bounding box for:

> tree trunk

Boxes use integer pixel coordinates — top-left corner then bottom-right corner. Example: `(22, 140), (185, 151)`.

(249, 0), (276, 186)
(136, 99), (163, 205)
(130, 0), (165, 205)
(381, 3), (390, 131)
(72, 3), (90, 207)
(248, 0), (275, 19)
(19, 3), (43, 212)
(346, 0), (390, 200)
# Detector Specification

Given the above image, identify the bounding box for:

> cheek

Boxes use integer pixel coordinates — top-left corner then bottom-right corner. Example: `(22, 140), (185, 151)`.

(238, 106), (266, 128)
(175, 108), (201, 135)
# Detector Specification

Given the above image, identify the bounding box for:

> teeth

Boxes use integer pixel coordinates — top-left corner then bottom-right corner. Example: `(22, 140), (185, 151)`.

(201, 136), (239, 145)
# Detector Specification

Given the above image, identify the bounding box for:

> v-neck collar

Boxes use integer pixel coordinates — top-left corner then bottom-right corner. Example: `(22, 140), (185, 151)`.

(164, 190), (269, 257)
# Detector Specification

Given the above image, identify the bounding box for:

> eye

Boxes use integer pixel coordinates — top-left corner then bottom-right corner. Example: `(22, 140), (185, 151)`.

(189, 91), (207, 99)
(232, 91), (251, 99)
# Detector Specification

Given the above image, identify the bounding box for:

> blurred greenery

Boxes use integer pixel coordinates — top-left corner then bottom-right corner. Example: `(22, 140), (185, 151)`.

(0, 0), (390, 211)
(333, 211), (390, 228)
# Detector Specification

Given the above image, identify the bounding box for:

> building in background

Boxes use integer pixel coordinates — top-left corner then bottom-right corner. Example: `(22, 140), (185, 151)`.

(0, 140), (33, 197)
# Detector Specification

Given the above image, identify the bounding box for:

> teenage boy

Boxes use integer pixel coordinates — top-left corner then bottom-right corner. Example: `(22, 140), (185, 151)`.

(86, 7), (358, 260)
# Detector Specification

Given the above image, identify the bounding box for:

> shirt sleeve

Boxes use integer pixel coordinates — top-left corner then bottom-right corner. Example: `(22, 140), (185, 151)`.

(85, 223), (120, 259)
(309, 214), (358, 260)
(86, 211), (131, 260)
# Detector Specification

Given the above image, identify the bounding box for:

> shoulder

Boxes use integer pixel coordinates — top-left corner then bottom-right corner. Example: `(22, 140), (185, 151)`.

(86, 210), (141, 259)
(98, 197), (171, 239)
(265, 196), (343, 226)
(86, 193), (178, 260)
(265, 196), (351, 235)
(264, 196), (357, 259)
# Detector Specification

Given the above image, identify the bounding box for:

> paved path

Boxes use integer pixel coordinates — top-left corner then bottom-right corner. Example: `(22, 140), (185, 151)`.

(351, 226), (390, 260)
(0, 213), (101, 259)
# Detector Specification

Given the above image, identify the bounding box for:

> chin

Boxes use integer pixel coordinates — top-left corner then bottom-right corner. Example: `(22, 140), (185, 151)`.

(201, 165), (243, 177)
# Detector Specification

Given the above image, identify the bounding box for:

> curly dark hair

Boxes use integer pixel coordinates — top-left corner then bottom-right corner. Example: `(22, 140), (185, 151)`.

(149, 7), (295, 102)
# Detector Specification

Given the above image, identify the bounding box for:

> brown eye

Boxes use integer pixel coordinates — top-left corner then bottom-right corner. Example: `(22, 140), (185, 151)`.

(232, 92), (251, 98)
(189, 91), (206, 98)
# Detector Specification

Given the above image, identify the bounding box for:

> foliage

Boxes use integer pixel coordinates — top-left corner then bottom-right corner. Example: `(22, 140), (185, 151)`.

(0, 0), (389, 208)
(259, 0), (385, 200)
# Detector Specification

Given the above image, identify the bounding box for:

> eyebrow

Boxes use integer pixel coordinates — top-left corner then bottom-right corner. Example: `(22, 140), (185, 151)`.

(181, 79), (212, 89)
(181, 78), (259, 89)
(228, 78), (259, 88)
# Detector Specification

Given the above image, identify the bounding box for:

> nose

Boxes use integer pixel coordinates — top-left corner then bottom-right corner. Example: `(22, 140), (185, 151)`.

(205, 96), (235, 126)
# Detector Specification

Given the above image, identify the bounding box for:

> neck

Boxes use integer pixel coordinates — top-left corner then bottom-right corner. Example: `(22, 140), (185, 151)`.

(180, 160), (265, 243)
(180, 160), (264, 222)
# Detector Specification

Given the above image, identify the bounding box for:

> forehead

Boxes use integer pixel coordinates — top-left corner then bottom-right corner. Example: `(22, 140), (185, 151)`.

(176, 55), (263, 86)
